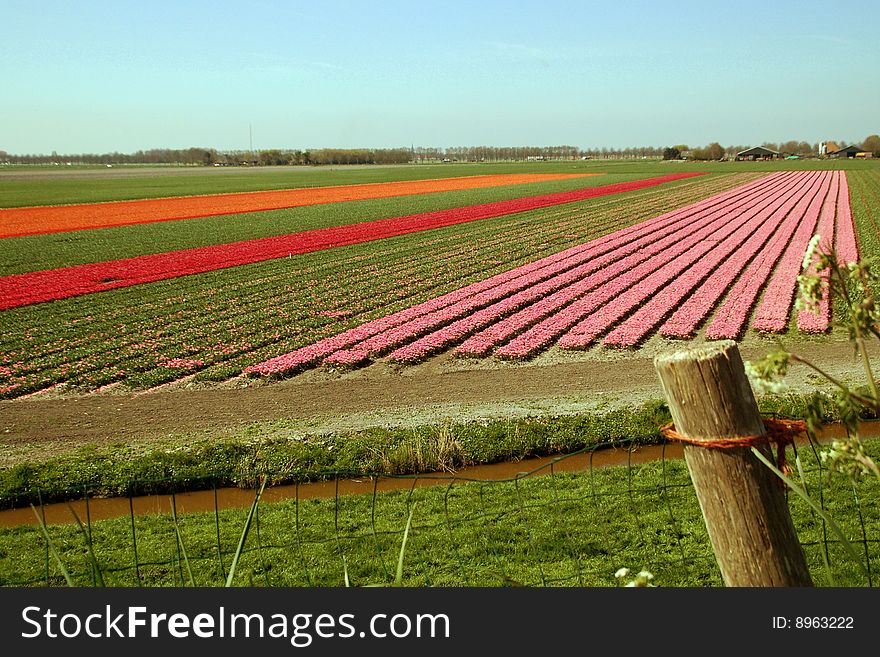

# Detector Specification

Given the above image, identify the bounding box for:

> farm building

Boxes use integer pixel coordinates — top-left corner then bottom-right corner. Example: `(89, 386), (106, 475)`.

(735, 146), (779, 161)
(828, 145), (869, 158)
(818, 141), (840, 156)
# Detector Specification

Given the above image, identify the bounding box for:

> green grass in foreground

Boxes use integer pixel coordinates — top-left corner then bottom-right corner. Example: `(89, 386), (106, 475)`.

(1, 395), (877, 587)
(1, 436), (877, 587)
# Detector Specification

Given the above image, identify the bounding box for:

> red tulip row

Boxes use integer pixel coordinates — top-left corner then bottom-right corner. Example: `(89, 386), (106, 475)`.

(0, 173), (702, 310)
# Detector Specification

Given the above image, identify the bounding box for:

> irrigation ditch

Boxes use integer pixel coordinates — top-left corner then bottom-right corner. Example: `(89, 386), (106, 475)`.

(2, 420), (872, 529)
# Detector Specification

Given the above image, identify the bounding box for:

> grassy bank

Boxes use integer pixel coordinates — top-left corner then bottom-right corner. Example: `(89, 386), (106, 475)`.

(0, 401), (673, 508)
(2, 390), (873, 509)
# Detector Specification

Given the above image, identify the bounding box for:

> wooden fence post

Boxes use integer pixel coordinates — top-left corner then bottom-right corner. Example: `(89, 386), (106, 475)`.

(653, 340), (813, 586)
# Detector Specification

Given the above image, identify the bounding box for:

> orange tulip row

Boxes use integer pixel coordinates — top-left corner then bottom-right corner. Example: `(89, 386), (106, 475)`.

(0, 173), (596, 238)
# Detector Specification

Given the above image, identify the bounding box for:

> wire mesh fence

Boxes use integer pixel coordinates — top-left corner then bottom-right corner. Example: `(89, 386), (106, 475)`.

(1, 437), (877, 587)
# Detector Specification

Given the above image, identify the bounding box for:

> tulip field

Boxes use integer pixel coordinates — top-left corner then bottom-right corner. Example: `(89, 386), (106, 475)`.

(1, 162), (879, 398)
(246, 170), (856, 374)
(0, 172), (596, 238)
(0, 173), (698, 309)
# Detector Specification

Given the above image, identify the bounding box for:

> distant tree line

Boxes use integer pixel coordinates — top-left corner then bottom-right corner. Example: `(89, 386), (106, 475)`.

(1, 147), (220, 166)
(2, 135), (878, 166)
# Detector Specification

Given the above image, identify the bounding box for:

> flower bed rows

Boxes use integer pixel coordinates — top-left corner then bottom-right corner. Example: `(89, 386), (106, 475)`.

(247, 173), (772, 374)
(3, 172), (742, 397)
(662, 173), (823, 339)
(0, 172), (597, 238)
(513, 173), (815, 352)
(704, 171), (838, 339)
(392, 173), (791, 361)
(749, 172), (834, 333)
(794, 172), (859, 332)
(794, 175), (839, 332)
(0, 173), (702, 310)
(247, 170), (856, 377)
(569, 172), (826, 348)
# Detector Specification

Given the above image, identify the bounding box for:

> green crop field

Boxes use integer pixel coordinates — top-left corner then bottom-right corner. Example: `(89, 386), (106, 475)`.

(1, 158), (875, 208)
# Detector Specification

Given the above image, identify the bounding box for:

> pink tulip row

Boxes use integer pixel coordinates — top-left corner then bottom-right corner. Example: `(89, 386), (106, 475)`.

(469, 173), (802, 357)
(244, 227), (627, 374)
(247, 170), (856, 374)
(662, 172), (828, 338)
(250, 172), (786, 374)
(555, 173), (822, 350)
(360, 173), (793, 363)
(454, 173), (799, 357)
(835, 171), (860, 266)
(603, 172), (830, 346)
(704, 171), (836, 339)
(341, 172), (797, 363)
(247, 241), (605, 374)
(795, 173), (840, 332)
(796, 171), (859, 332)
(749, 171), (834, 332)
(383, 259), (606, 364)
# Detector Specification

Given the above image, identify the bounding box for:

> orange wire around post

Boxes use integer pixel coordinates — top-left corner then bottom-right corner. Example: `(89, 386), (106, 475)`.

(660, 418), (807, 478)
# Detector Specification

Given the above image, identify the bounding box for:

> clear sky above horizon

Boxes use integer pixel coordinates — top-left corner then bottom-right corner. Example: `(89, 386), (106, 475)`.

(2, 0), (878, 154)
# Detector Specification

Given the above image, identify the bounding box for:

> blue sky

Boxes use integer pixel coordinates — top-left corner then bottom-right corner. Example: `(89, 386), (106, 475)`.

(1, 0), (877, 153)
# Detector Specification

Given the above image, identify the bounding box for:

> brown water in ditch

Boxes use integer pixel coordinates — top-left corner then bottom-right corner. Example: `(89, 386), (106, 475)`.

(2, 422), (874, 529)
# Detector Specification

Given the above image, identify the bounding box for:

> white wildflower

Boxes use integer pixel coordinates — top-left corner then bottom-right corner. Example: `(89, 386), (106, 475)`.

(801, 234), (821, 271)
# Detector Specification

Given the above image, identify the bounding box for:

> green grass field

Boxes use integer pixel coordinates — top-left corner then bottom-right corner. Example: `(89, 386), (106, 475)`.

(2, 158), (875, 207)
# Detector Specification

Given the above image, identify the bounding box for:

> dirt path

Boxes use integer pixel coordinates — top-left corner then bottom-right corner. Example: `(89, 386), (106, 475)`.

(0, 338), (868, 462)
